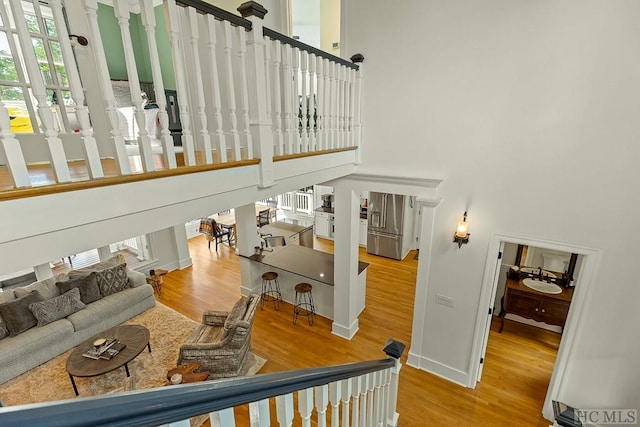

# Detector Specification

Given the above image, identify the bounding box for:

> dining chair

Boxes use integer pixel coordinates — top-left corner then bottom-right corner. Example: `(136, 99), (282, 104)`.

(257, 208), (271, 227)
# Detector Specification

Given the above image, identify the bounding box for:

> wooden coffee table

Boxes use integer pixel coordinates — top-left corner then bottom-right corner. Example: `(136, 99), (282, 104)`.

(66, 324), (151, 396)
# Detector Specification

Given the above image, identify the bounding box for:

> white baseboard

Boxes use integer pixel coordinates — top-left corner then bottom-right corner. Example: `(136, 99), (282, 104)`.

(407, 351), (469, 387)
(177, 257), (192, 269)
(332, 319), (359, 340)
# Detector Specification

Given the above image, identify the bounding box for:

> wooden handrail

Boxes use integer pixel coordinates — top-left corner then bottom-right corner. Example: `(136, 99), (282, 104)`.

(273, 146), (358, 162)
(0, 160), (260, 202)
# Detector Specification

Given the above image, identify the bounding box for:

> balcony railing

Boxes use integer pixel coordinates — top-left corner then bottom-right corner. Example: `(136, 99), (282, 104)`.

(0, 340), (405, 427)
(0, 0), (363, 195)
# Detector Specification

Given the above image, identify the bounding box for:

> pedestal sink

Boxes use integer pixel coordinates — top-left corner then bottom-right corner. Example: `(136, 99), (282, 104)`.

(522, 278), (563, 294)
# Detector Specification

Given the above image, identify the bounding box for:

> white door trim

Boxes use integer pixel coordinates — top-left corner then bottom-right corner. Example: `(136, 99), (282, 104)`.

(468, 232), (602, 421)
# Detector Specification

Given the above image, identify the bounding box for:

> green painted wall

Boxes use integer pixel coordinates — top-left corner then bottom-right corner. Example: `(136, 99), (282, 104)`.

(97, 4), (176, 89)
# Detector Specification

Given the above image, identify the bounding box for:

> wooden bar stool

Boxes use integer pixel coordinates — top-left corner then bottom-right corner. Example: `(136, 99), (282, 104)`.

(293, 283), (315, 325)
(260, 271), (281, 310)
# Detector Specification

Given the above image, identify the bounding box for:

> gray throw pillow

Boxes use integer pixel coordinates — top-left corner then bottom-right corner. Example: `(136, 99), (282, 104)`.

(95, 264), (130, 297)
(56, 272), (102, 304)
(0, 314), (8, 340)
(15, 279), (61, 301)
(0, 290), (43, 337)
(29, 287), (86, 327)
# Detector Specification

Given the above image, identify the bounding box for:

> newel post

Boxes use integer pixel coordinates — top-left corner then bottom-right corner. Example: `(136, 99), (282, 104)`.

(350, 53), (364, 164)
(383, 339), (406, 427)
(238, 1), (275, 188)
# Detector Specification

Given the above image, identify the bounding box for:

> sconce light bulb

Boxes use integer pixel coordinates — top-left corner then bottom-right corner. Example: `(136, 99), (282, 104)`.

(455, 220), (469, 238)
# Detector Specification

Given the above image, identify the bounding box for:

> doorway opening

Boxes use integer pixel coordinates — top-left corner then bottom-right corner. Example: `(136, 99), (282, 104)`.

(470, 233), (602, 421)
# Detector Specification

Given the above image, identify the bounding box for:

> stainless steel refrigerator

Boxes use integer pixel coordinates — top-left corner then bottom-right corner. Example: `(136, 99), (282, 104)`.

(367, 192), (405, 260)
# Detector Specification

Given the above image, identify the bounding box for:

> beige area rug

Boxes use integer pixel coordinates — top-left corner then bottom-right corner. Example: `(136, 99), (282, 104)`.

(0, 303), (266, 407)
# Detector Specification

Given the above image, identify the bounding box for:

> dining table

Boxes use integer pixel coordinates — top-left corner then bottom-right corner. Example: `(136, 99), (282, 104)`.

(211, 206), (277, 245)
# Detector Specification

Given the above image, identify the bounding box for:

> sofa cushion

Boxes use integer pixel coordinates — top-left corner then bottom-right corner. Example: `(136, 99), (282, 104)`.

(66, 285), (153, 332)
(223, 297), (248, 332)
(0, 317), (74, 366)
(0, 290), (43, 337)
(67, 255), (126, 280)
(94, 264), (130, 297)
(56, 272), (102, 304)
(15, 278), (61, 301)
(28, 287), (86, 327)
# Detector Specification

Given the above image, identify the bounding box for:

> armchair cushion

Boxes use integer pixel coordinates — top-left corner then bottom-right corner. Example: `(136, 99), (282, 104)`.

(178, 294), (260, 379)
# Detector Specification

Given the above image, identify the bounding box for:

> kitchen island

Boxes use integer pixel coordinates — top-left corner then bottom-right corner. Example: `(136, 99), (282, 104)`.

(241, 245), (369, 321)
(259, 218), (314, 248)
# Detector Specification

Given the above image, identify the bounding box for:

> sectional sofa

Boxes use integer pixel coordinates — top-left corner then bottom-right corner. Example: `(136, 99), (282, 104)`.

(0, 257), (156, 384)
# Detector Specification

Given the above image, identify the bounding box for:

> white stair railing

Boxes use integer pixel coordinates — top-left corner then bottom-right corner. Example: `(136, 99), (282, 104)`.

(0, 0), (363, 193)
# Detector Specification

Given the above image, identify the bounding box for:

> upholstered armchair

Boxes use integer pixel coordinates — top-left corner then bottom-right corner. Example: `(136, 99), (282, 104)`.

(178, 294), (260, 379)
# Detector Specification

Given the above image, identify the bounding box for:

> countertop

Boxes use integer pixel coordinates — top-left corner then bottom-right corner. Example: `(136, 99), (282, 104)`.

(244, 245), (369, 286)
(506, 278), (574, 302)
(314, 207), (334, 214)
(260, 219), (313, 237)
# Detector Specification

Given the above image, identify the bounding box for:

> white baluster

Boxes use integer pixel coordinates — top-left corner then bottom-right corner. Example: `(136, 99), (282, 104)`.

(50, 0), (103, 178)
(167, 419), (190, 427)
(359, 373), (369, 427)
(387, 359), (402, 427)
(315, 384), (329, 427)
(10, 0), (70, 182)
(352, 61), (363, 152)
(316, 56), (325, 150)
(380, 368), (391, 427)
(186, 7), (213, 164)
(0, 103), (30, 187)
(374, 370), (384, 426)
(341, 377), (353, 427)
(337, 65), (345, 148)
(237, 28), (253, 160)
(210, 407), (235, 426)
(249, 399), (270, 427)
(329, 380), (342, 427)
(164, 0), (196, 166)
(308, 53), (317, 151)
(270, 39), (284, 155)
(83, 0), (130, 175)
(276, 393), (294, 427)
(351, 374), (362, 427)
(300, 50), (309, 152)
(204, 15), (227, 163)
(221, 21), (242, 161)
(298, 387), (314, 427)
(113, 0), (154, 172)
(291, 47), (300, 153)
(263, 35), (273, 153)
(281, 44), (294, 154)
(325, 60), (333, 149)
(367, 372), (376, 427)
(139, 0), (176, 169)
(347, 68), (356, 148)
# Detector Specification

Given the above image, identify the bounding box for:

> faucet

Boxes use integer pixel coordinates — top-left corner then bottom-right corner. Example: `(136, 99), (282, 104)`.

(538, 266), (544, 281)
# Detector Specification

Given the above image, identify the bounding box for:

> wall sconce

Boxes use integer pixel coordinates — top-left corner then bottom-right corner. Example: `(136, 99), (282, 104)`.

(453, 211), (470, 248)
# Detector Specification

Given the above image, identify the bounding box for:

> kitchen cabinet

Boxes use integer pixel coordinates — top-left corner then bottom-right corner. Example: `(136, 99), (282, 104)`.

(499, 277), (573, 332)
(359, 218), (367, 247)
(314, 210), (332, 239)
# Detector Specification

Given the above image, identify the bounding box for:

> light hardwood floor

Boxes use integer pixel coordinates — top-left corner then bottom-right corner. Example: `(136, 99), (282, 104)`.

(147, 235), (560, 427)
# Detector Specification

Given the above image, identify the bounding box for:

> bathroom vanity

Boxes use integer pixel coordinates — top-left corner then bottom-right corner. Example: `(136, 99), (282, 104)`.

(499, 277), (574, 333)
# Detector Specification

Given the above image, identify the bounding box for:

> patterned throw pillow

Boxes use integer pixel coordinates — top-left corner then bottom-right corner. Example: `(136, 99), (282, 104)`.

(0, 290), (43, 337)
(95, 264), (130, 297)
(56, 272), (102, 304)
(29, 288), (86, 327)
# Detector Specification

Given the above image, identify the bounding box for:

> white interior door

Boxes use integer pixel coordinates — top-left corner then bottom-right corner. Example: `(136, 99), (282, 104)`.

(476, 240), (505, 382)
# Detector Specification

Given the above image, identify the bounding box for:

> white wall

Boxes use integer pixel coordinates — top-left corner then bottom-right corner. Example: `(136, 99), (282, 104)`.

(344, 0), (640, 414)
